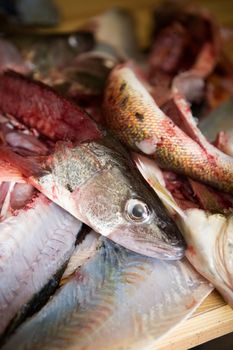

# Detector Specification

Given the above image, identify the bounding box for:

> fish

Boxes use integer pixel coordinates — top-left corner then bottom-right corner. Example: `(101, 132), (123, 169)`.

(179, 209), (233, 307)
(0, 136), (185, 260)
(2, 232), (212, 350)
(0, 190), (82, 336)
(0, 71), (101, 142)
(134, 150), (233, 306)
(103, 64), (233, 195)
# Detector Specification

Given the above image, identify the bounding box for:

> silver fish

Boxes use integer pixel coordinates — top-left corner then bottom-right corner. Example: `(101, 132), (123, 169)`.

(0, 192), (82, 335)
(2, 232), (211, 350)
(0, 138), (185, 260)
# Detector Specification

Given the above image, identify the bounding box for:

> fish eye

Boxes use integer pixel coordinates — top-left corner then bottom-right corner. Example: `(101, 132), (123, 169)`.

(125, 198), (151, 223)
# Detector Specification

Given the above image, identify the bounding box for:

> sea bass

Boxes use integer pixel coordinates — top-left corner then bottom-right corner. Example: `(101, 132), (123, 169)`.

(103, 65), (233, 194)
(2, 232), (212, 350)
(0, 137), (185, 260)
(0, 191), (82, 336)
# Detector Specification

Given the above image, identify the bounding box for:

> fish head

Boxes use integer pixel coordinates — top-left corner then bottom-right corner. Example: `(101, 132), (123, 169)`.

(74, 154), (186, 260)
(36, 140), (185, 260)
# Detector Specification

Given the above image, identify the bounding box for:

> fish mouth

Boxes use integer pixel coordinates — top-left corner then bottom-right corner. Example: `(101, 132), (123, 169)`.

(108, 230), (186, 260)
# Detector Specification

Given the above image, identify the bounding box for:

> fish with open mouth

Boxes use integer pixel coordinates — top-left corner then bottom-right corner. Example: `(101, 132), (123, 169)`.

(1, 231), (211, 350)
(103, 64), (233, 195)
(0, 136), (185, 260)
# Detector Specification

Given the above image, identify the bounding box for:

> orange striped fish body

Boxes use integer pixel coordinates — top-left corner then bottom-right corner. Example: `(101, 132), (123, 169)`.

(104, 65), (233, 194)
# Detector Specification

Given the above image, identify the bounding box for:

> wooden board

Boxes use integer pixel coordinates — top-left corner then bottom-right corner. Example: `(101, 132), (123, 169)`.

(51, 1), (233, 349)
(155, 291), (233, 350)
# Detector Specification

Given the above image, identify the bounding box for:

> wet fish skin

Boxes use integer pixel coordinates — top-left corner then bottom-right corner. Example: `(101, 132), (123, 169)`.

(38, 138), (187, 260)
(0, 137), (185, 260)
(103, 65), (233, 194)
(0, 192), (82, 336)
(2, 234), (211, 350)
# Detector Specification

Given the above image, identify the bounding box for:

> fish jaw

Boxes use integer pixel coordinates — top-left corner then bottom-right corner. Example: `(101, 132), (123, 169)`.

(104, 64), (233, 194)
(108, 226), (185, 260)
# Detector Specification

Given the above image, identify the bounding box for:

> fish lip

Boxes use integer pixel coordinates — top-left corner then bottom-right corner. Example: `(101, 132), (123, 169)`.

(108, 231), (186, 260)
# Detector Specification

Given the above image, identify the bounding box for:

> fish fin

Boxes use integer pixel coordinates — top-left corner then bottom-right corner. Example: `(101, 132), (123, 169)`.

(133, 152), (186, 219)
(0, 146), (46, 180)
(0, 159), (25, 183)
(61, 231), (100, 283)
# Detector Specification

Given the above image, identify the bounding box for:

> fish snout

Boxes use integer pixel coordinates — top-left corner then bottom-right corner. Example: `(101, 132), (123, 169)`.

(108, 226), (186, 260)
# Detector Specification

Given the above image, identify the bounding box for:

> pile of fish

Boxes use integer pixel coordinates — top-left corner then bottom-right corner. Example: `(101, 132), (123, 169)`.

(0, 1), (233, 349)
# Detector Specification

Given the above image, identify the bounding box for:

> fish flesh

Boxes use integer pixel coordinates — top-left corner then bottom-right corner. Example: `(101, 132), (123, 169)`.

(103, 64), (233, 194)
(149, 1), (220, 103)
(0, 71), (101, 142)
(179, 209), (233, 307)
(0, 137), (185, 260)
(0, 191), (82, 336)
(2, 232), (212, 350)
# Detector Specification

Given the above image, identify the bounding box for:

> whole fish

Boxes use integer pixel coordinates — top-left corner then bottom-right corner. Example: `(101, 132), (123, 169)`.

(2, 232), (212, 350)
(103, 65), (233, 194)
(0, 191), (82, 336)
(0, 137), (185, 260)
